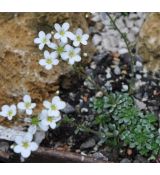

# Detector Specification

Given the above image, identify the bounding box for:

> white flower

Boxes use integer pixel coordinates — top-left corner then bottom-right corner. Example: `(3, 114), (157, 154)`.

(73, 28), (89, 47)
(34, 31), (52, 50)
(28, 125), (37, 135)
(39, 50), (59, 70)
(61, 44), (81, 65)
(13, 133), (38, 158)
(54, 23), (75, 43)
(43, 96), (66, 117)
(17, 95), (36, 115)
(39, 110), (61, 130)
(48, 42), (66, 59)
(0, 104), (16, 120)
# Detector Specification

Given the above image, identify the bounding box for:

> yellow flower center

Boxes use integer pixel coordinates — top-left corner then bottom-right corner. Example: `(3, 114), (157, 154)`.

(22, 142), (29, 149)
(42, 38), (47, 44)
(8, 110), (13, 116)
(51, 104), (57, 110)
(47, 117), (53, 123)
(46, 58), (52, 65)
(57, 46), (64, 55)
(60, 30), (65, 36)
(25, 102), (31, 109)
(69, 51), (75, 58)
(77, 35), (81, 42)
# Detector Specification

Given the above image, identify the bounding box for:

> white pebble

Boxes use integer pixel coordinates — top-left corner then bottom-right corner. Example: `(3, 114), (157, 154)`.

(118, 48), (128, 54)
(114, 66), (121, 75)
(121, 84), (128, 92)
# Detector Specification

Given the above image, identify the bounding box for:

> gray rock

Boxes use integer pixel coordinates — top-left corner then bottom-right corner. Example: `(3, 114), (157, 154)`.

(0, 141), (9, 152)
(80, 138), (96, 149)
(62, 103), (75, 114)
(92, 34), (102, 46)
(120, 158), (131, 163)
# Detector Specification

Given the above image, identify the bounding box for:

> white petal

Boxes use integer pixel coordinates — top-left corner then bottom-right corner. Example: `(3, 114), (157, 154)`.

(44, 50), (50, 59)
(45, 64), (52, 70)
(83, 34), (89, 40)
(73, 40), (80, 47)
(15, 136), (23, 144)
(38, 31), (45, 38)
(39, 43), (44, 50)
(54, 23), (61, 32)
(61, 36), (68, 43)
(76, 28), (83, 35)
(46, 33), (51, 39)
(17, 102), (25, 110)
(2, 105), (9, 112)
(31, 103), (36, 109)
(26, 109), (32, 115)
(39, 59), (46, 66)
(39, 122), (49, 131)
(56, 101), (66, 110)
(28, 125), (37, 135)
(48, 110), (60, 117)
(30, 142), (38, 151)
(66, 31), (75, 40)
(68, 58), (75, 65)
(50, 122), (56, 129)
(74, 48), (81, 54)
(23, 95), (31, 103)
(74, 55), (81, 62)
(48, 42), (57, 49)
(52, 96), (61, 104)
(50, 52), (58, 59)
(0, 111), (7, 117)
(25, 133), (33, 142)
(81, 39), (87, 45)
(61, 52), (68, 61)
(34, 38), (41, 44)
(53, 115), (61, 122)
(54, 33), (61, 39)
(21, 149), (31, 158)
(52, 59), (59, 65)
(39, 110), (48, 120)
(43, 101), (51, 109)
(64, 44), (72, 51)
(62, 22), (70, 31)
(14, 145), (22, 153)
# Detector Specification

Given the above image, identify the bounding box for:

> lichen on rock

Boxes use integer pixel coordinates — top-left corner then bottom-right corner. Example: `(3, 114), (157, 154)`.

(137, 13), (160, 71)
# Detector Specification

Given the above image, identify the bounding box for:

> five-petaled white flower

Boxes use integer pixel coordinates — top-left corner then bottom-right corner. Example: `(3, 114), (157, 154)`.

(43, 96), (66, 117)
(13, 133), (38, 158)
(39, 110), (61, 130)
(39, 50), (59, 70)
(73, 28), (89, 47)
(17, 95), (36, 115)
(0, 104), (16, 120)
(54, 23), (75, 43)
(48, 42), (66, 59)
(34, 31), (52, 50)
(61, 44), (81, 65)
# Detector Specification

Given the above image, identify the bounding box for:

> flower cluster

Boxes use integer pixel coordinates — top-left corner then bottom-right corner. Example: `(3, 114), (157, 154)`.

(34, 22), (89, 69)
(0, 94), (66, 159)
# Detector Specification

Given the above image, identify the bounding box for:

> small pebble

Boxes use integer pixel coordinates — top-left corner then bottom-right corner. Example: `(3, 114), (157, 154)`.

(90, 62), (97, 69)
(121, 84), (129, 92)
(95, 91), (103, 97)
(81, 107), (89, 113)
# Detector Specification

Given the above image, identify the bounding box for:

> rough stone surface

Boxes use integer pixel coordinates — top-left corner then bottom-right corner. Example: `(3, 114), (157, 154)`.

(137, 13), (160, 71)
(0, 13), (95, 126)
